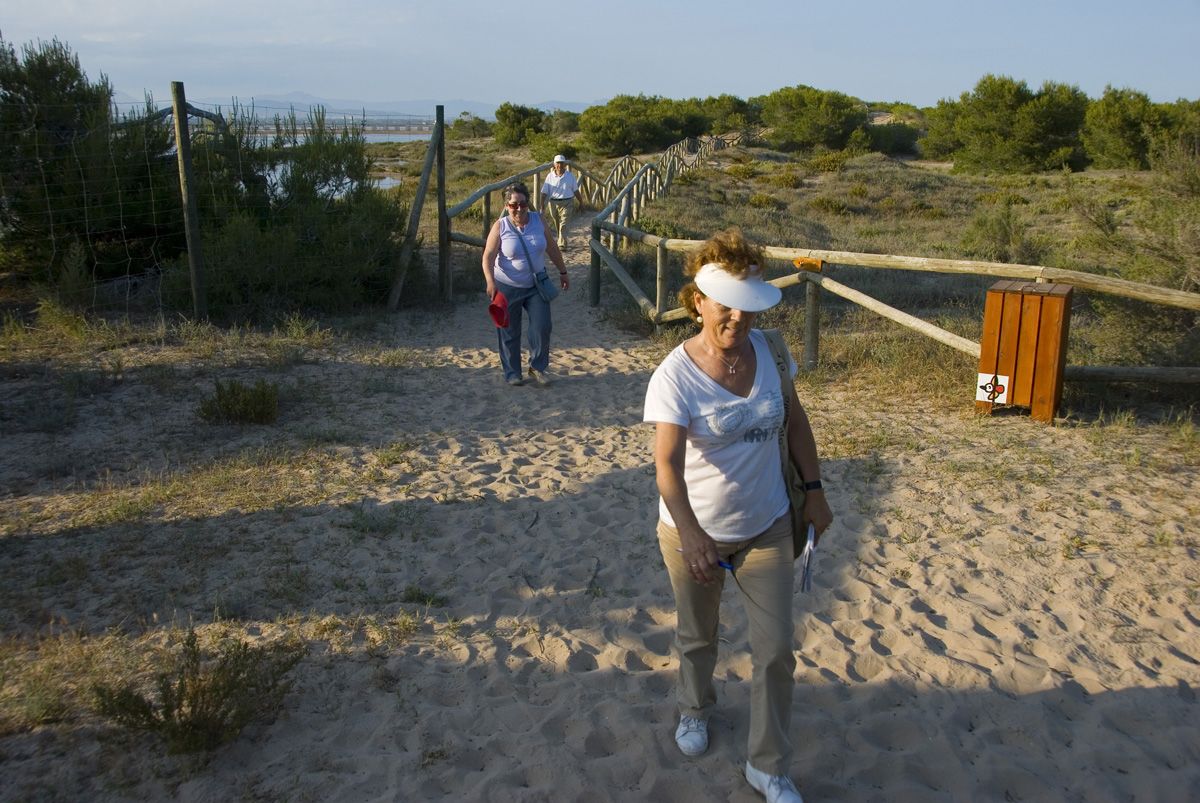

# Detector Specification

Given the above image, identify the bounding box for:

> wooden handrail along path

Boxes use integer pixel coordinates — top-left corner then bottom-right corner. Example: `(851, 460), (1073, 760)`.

(415, 110), (1198, 385)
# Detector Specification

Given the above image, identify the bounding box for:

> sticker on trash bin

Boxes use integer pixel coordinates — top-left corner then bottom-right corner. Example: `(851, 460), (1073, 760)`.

(977, 373), (1008, 403)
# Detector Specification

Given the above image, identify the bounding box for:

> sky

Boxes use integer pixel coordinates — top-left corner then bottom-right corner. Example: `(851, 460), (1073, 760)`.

(4, 0), (1199, 111)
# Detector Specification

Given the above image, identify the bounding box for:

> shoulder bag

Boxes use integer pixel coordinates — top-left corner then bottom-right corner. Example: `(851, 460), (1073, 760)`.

(762, 329), (808, 563)
(512, 214), (559, 302)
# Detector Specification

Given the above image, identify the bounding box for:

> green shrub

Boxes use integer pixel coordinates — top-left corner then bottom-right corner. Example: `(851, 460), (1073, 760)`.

(198, 379), (279, 424)
(809, 196), (852, 216)
(528, 134), (577, 165)
(0, 37), (178, 285)
(545, 109), (581, 135)
(93, 630), (302, 754)
(947, 75), (1087, 173)
(493, 103), (546, 146)
(748, 192), (783, 210)
(725, 163), (758, 180)
(1068, 137), (1200, 365)
(760, 85), (868, 151)
(1083, 86), (1161, 169)
(580, 95), (707, 156)
(636, 216), (694, 240)
(767, 169), (805, 189)
(868, 122), (920, 155)
(960, 201), (1045, 264)
(446, 112), (493, 140)
(803, 150), (854, 173)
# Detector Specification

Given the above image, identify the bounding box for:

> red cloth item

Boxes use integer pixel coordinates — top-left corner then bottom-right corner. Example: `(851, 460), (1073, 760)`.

(488, 291), (509, 328)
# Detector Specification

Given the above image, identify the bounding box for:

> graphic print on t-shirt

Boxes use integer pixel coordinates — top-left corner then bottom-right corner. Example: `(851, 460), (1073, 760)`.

(705, 392), (784, 443)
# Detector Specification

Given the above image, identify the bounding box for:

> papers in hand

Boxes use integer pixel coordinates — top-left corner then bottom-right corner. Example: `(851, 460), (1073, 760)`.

(799, 523), (817, 593)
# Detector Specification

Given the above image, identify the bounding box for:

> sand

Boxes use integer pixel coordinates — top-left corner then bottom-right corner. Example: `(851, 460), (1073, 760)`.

(2, 212), (1199, 801)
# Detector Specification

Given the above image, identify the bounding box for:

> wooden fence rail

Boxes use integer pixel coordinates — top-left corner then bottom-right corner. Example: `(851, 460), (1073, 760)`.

(591, 222), (1200, 385)
(429, 124), (1198, 386)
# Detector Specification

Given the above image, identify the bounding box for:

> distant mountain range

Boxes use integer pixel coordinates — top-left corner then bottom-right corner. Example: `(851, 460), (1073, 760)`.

(112, 89), (597, 120)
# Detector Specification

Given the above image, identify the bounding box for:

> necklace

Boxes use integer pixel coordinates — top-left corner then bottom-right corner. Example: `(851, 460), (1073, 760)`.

(708, 347), (741, 374)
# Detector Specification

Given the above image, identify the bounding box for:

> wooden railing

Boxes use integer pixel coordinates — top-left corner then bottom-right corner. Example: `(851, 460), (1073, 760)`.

(438, 132), (746, 252)
(587, 225), (1200, 384)
(417, 116), (1198, 385)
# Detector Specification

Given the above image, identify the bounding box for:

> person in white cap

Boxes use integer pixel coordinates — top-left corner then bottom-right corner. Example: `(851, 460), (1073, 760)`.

(643, 228), (833, 803)
(540, 155), (579, 249)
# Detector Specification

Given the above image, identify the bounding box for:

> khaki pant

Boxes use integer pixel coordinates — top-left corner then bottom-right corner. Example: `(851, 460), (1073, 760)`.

(657, 514), (796, 775)
(545, 198), (573, 246)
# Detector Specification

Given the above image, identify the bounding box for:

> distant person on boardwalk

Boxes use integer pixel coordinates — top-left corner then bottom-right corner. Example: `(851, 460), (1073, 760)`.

(643, 228), (833, 803)
(540, 155), (580, 249)
(481, 182), (569, 386)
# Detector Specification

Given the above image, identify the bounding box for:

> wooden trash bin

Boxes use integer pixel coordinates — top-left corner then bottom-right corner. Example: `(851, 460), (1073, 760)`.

(976, 280), (1073, 422)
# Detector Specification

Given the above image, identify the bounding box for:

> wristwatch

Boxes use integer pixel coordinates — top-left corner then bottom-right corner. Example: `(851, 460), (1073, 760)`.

(803, 480), (823, 492)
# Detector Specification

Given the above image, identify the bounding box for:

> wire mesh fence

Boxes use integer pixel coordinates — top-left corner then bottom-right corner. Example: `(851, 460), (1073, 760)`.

(1, 90), (434, 318)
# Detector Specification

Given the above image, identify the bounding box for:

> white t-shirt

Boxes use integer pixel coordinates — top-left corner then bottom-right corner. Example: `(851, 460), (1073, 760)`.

(643, 329), (796, 541)
(541, 170), (578, 200)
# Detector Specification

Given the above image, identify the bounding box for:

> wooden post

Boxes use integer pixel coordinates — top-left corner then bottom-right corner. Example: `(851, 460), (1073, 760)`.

(482, 191), (491, 241)
(804, 276), (819, 371)
(590, 219), (601, 307)
(656, 239), (668, 321)
(436, 106), (449, 301)
(387, 114), (440, 311)
(170, 81), (206, 319)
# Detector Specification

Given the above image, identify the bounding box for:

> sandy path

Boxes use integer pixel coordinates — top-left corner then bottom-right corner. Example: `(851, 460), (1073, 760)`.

(2, 210), (1198, 801)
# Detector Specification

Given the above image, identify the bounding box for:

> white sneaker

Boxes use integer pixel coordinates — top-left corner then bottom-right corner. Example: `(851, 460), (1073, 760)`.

(745, 761), (804, 803)
(674, 715), (708, 756)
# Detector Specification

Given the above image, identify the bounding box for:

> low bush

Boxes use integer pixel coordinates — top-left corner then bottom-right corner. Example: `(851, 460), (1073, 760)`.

(748, 192), (783, 209)
(93, 630), (302, 753)
(198, 378), (280, 424)
(809, 196), (853, 216)
(635, 216), (695, 241)
(528, 134), (577, 165)
(803, 149), (854, 173)
(959, 200), (1046, 264)
(725, 163), (758, 181)
(767, 170), (806, 189)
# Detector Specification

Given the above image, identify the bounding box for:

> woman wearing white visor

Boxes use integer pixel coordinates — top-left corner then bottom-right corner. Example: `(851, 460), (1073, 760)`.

(644, 228), (833, 803)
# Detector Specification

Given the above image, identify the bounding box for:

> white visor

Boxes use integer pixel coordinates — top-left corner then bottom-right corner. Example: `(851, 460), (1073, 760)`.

(694, 263), (782, 312)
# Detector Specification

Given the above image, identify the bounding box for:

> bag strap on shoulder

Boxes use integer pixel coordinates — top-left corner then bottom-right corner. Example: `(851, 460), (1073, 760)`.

(513, 213), (548, 280)
(762, 329), (792, 473)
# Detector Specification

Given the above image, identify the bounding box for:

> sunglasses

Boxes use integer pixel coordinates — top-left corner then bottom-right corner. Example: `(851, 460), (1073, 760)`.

(506, 201), (528, 210)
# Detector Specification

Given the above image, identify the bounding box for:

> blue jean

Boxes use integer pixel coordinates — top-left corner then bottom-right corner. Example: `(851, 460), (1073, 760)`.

(495, 280), (552, 382)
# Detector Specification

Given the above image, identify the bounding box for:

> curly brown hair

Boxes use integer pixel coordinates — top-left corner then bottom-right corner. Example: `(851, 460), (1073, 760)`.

(678, 227), (766, 321)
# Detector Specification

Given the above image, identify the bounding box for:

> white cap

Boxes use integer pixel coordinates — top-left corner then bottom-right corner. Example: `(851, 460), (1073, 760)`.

(694, 263), (781, 312)
(553, 154), (567, 163)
